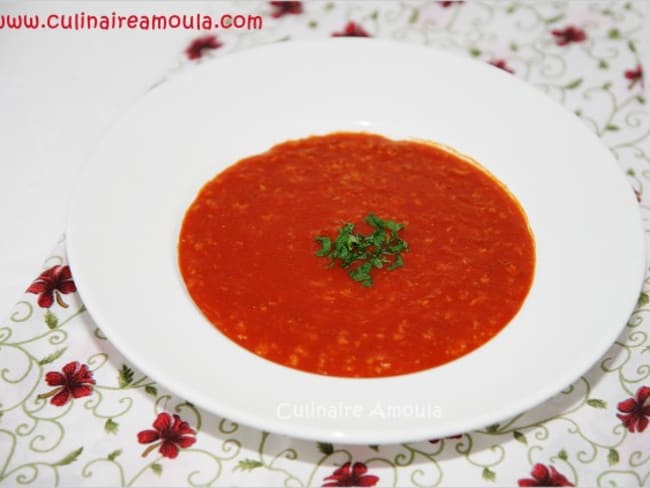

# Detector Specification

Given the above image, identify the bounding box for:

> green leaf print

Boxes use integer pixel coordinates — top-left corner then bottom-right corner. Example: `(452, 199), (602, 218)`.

(234, 459), (264, 472)
(482, 467), (496, 482)
(118, 364), (134, 388)
(38, 347), (67, 366)
(513, 431), (527, 445)
(587, 398), (607, 408)
(53, 446), (83, 466)
(107, 449), (122, 461)
(317, 442), (334, 455)
(105, 418), (119, 434)
(44, 310), (58, 329)
(564, 78), (583, 90)
(608, 448), (620, 466)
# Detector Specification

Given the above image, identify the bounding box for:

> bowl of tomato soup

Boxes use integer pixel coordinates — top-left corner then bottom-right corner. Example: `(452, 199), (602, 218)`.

(178, 132), (535, 378)
(67, 39), (644, 443)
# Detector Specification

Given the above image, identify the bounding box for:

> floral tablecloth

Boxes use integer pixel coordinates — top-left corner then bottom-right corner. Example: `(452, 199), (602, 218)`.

(2, 1), (650, 486)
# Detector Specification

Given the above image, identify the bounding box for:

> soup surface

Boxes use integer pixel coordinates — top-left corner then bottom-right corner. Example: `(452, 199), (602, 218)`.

(178, 132), (535, 377)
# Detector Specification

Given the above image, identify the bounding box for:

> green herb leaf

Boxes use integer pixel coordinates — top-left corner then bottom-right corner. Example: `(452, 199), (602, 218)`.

(44, 310), (58, 329)
(387, 253), (404, 271)
(315, 237), (332, 257)
(513, 431), (527, 445)
(38, 347), (67, 366)
(53, 446), (83, 466)
(151, 463), (163, 475)
(105, 418), (119, 435)
(482, 467), (496, 482)
(317, 442), (334, 455)
(558, 449), (568, 461)
(107, 449), (122, 461)
(315, 214), (408, 287)
(118, 364), (134, 388)
(350, 261), (373, 287)
(366, 213), (402, 232)
(144, 385), (158, 396)
(587, 398), (607, 409)
(608, 448), (620, 466)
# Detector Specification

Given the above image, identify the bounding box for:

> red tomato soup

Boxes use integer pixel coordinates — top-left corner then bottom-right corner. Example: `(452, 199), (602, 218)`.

(178, 132), (535, 377)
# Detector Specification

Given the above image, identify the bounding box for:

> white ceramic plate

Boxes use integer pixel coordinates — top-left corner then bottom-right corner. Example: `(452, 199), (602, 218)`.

(67, 39), (645, 444)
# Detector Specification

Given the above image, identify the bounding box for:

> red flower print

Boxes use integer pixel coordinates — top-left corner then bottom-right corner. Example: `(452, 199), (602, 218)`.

(26, 264), (76, 309)
(551, 25), (586, 46)
(137, 412), (197, 459)
(269, 1), (303, 18)
(617, 385), (650, 433)
(439, 1), (464, 7)
(428, 434), (463, 443)
(489, 59), (515, 74)
(185, 34), (223, 60)
(518, 464), (574, 487)
(38, 361), (95, 406)
(625, 65), (643, 89)
(332, 21), (370, 38)
(323, 462), (379, 487)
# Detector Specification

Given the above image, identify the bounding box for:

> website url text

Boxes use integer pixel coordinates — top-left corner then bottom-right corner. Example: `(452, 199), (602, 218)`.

(0, 12), (264, 31)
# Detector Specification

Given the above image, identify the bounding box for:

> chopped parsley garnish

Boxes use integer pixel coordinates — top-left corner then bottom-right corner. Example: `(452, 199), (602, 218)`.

(315, 214), (408, 287)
